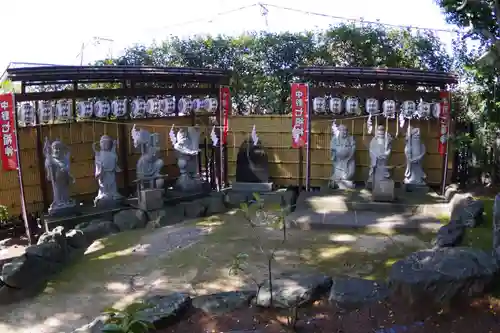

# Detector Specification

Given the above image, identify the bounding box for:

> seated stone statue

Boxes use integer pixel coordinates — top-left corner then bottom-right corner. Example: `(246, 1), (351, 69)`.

(368, 125), (392, 183)
(93, 135), (122, 207)
(43, 138), (76, 215)
(131, 125), (164, 190)
(174, 127), (202, 191)
(404, 127), (426, 186)
(330, 124), (356, 189)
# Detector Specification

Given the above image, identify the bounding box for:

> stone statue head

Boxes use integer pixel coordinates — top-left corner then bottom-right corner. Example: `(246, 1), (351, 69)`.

(99, 135), (113, 151)
(337, 124), (348, 138)
(51, 141), (65, 159)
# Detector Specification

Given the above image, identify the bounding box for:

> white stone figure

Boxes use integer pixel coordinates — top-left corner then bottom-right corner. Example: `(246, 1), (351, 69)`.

(330, 124), (356, 189)
(404, 127), (426, 186)
(368, 125), (393, 183)
(43, 138), (76, 215)
(131, 125), (165, 189)
(93, 135), (122, 207)
(173, 127), (203, 192)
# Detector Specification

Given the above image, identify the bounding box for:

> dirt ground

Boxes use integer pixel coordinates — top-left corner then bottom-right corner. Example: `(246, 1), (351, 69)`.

(0, 213), (434, 333)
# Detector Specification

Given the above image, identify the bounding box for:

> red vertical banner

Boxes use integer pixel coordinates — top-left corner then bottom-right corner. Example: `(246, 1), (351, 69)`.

(0, 93), (18, 171)
(438, 90), (450, 156)
(291, 83), (309, 148)
(219, 86), (231, 145)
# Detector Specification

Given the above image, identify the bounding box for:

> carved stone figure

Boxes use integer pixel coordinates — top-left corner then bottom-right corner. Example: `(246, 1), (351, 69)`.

(368, 125), (392, 183)
(404, 127), (426, 186)
(93, 135), (122, 207)
(131, 125), (165, 190)
(329, 124), (356, 189)
(174, 127), (203, 192)
(43, 138), (76, 215)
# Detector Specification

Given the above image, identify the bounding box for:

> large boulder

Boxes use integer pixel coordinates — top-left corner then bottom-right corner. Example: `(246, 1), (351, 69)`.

(254, 272), (332, 308)
(389, 247), (500, 309)
(113, 209), (147, 231)
(1, 255), (50, 288)
(138, 293), (192, 329)
(328, 276), (389, 309)
(432, 220), (465, 248)
(76, 220), (117, 243)
(192, 291), (255, 314)
(450, 194), (484, 228)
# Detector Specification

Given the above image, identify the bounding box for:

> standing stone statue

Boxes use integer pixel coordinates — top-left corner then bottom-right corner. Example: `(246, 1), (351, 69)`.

(174, 127), (203, 192)
(368, 125), (393, 184)
(404, 127), (426, 186)
(93, 135), (122, 207)
(330, 124), (356, 189)
(43, 138), (76, 215)
(131, 125), (165, 190)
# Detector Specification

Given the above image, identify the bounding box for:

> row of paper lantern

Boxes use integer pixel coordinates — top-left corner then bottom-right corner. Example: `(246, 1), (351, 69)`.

(17, 96), (219, 126)
(312, 97), (442, 119)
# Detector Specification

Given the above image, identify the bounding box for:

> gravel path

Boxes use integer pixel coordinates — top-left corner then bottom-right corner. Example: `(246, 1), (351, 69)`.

(0, 224), (211, 333)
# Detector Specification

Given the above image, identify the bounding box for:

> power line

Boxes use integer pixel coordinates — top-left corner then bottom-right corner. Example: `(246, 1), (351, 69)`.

(260, 3), (459, 35)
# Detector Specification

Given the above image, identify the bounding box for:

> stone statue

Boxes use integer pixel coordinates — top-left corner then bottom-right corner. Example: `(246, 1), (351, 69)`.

(43, 138), (76, 215)
(330, 124), (356, 189)
(173, 127), (203, 192)
(93, 135), (122, 207)
(404, 127), (426, 186)
(131, 125), (165, 189)
(368, 125), (392, 183)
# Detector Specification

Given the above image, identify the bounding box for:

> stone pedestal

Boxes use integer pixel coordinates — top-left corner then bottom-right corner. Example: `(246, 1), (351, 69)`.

(403, 183), (429, 194)
(231, 181), (273, 193)
(139, 189), (164, 211)
(372, 179), (395, 202)
(331, 180), (355, 190)
(48, 203), (77, 217)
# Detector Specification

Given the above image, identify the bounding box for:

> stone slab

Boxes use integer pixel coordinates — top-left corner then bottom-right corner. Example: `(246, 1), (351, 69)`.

(43, 205), (124, 232)
(139, 188), (164, 211)
(231, 182), (274, 193)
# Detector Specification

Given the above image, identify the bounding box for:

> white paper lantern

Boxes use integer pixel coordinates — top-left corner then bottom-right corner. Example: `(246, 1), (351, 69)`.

(345, 97), (360, 115)
(18, 103), (36, 126)
(178, 97), (192, 116)
(146, 98), (161, 116)
(55, 100), (73, 122)
(401, 100), (416, 119)
(432, 102), (441, 119)
(76, 100), (93, 119)
(111, 99), (127, 118)
(382, 100), (396, 118)
(192, 99), (203, 113)
(416, 101), (431, 119)
(365, 98), (379, 115)
(313, 97), (326, 114)
(329, 97), (343, 114)
(38, 101), (54, 125)
(161, 97), (176, 116)
(131, 98), (146, 118)
(204, 98), (218, 113)
(94, 100), (111, 119)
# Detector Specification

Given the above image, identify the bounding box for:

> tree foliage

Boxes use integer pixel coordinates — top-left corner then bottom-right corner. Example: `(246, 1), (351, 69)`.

(97, 23), (452, 114)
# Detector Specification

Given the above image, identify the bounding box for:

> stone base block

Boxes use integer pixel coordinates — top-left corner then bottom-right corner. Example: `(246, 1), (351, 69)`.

(231, 182), (274, 193)
(372, 179), (395, 202)
(139, 189), (164, 211)
(403, 183), (429, 194)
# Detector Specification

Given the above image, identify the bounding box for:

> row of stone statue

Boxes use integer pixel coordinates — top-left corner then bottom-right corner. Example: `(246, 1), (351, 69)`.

(330, 124), (426, 189)
(43, 125), (203, 216)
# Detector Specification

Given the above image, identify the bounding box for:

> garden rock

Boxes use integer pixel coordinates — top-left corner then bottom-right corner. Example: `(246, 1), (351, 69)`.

(77, 220), (116, 243)
(1, 255), (49, 288)
(66, 229), (87, 249)
(138, 292), (192, 329)
(254, 272), (333, 308)
(182, 200), (206, 219)
(113, 209), (147, 231)
(204, 193), (227, 215)
(389, 247), (500, 309)
(37, 226), (66, 246)
(328, 276), (389, 308)
(192, 290), (256, 314)
(450, 193), (484, 227)
(70, 315), (108, 333)
(432, 221), (465, 248)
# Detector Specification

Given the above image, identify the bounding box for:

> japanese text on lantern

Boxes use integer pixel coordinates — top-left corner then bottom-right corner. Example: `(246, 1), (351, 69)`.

(438, 91), (450, 156)
(0, 93), (18, 171)
(291, 83), (309, 148)
(219, 86), (231, 145)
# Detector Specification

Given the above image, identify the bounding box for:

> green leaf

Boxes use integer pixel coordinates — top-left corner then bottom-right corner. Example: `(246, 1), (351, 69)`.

(101, 323), (124, 333)
(128, 320), (151, 333)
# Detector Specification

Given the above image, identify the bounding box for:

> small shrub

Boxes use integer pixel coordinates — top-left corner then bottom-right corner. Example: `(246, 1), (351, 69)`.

(0, 205), (9, 226)
(101, 302), (155, 333)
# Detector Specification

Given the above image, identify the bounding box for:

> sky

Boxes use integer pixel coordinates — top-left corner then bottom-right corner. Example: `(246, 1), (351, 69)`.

(2, 0), (458, 71)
